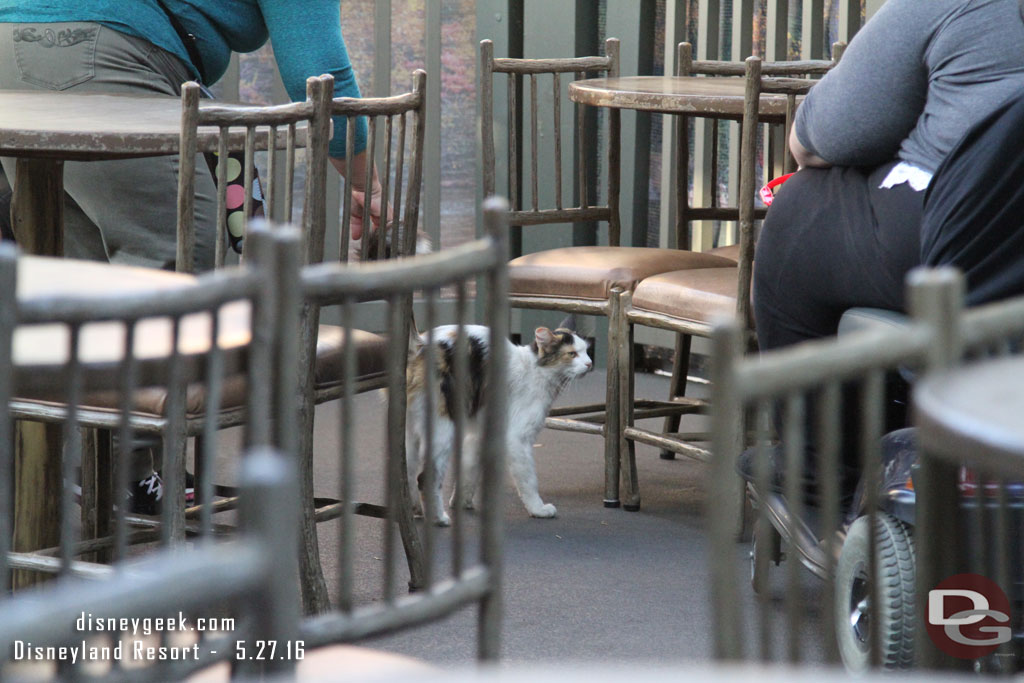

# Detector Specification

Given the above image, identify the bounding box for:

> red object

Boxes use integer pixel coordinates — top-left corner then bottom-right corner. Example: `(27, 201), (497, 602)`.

(759, 172), (795, 206)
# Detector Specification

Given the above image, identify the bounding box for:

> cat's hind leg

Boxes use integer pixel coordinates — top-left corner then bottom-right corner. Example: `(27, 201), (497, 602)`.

(405, 409), (424, 518)
(507, 438), (557, 518)
(450, 425), (481, 510)
(421, 416), (455, 526)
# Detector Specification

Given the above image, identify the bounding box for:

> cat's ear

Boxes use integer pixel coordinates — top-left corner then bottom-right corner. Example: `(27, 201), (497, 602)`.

(534, 326), (555, 350)
(556, 314), (577, 332)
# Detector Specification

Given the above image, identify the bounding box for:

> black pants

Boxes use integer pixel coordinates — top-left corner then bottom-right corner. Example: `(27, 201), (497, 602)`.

(753, 161), (923, 481)
(753, 161), (923, 351)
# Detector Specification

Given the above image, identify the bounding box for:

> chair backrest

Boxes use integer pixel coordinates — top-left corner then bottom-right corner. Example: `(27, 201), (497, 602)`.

(296, 197), (510, 660)
(322, 69), (427, 266)
(0, 447), (300, 682)
(709, 266), (963, 664)
(177, 76), (333, 272)
(0, 226), (294, 584)
(480, 38), (621, 244)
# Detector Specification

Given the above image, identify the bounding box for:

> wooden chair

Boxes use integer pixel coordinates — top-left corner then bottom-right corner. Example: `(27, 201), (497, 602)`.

(708, 267), (961, 666)
(480, 39), (735, 509)
(295, 197), (510, 660)
(0, 447), (300, 681)
(293, 71), (429, 614)
(615, 51), (840, 511)
(0, 226), (289, 585)
(176, 75), (333, 272)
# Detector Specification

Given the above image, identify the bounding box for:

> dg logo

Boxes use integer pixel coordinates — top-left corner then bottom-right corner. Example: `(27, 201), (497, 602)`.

(927, 573), (1012, 659)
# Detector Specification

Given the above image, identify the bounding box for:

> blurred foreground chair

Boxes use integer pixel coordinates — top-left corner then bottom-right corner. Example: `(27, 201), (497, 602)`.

(296, 197), (510, 660)
(0, 448), (300, 682)
(1, 228), (287, 585)
(294, 71), (428, 613)
(617, 50), (840, 511)
(708, 267), (961, 668)
(480, 38), (734, 508)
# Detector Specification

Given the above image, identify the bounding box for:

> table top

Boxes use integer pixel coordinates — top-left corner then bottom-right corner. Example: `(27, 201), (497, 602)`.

(13, 256), (250, 373)
(915, 356), (1024, 478)
(568, 76), (793, 120)
(0, 90), (306, 161)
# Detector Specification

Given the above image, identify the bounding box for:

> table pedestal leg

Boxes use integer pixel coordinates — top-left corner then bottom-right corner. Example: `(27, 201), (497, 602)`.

(11, 158), (65, 587)
(12, 157), (64, 257)
(12, 421), (62, 588)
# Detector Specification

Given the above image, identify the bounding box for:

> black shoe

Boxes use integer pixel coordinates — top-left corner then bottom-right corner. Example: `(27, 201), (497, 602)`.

(128, 472), (164, 515)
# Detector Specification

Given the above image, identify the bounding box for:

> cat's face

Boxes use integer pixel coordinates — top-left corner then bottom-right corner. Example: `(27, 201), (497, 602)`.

(533, 326), (593, 377)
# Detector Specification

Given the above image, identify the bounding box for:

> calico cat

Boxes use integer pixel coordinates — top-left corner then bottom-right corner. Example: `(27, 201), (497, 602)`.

(406, 318), (592, 524)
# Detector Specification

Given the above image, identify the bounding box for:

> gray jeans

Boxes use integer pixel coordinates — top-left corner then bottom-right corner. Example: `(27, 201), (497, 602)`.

(0, 22), (217, 270)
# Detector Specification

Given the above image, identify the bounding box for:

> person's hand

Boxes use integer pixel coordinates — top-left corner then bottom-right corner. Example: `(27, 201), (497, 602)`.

(348, 183), (381, 242)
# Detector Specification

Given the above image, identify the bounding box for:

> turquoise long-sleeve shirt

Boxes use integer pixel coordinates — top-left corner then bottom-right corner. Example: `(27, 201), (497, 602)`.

(0, 0), (366, 158)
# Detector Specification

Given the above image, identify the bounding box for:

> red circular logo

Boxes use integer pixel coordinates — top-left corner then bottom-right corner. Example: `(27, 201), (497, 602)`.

(926, 573), (1012, 659)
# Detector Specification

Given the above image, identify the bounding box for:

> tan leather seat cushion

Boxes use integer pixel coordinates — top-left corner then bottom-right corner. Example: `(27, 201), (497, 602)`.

(313, 324), (389, 390)
(707, 243), (741, 263)
(12, 326), (388, 420)
(631, 267), (753, 327)
(509, 246), (735, 301)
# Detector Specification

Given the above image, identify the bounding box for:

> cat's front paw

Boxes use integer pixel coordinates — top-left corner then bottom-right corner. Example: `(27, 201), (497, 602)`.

(529, 503), (557, 519)
(432, 511), (452, 527)
(450, 493), (476, 510)
(411, 500), (424, 518)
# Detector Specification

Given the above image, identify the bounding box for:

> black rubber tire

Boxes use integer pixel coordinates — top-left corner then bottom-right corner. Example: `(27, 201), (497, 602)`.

(750, 517), (782, 595)
(834, 513), (916, 672)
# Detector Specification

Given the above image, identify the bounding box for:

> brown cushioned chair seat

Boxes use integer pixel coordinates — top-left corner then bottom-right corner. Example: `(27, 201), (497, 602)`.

(313, 324), (389, 390)
(12, 326), (389, 420)
(508, 246), (736, 301)
(631, 266), (753, 327)
(707, 243), (741, 263)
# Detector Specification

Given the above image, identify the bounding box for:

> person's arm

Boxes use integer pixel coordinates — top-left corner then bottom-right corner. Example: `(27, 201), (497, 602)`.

(790, 0), (937, 168)
(789, 124), (831, 169)
(258, 0), (383, 240)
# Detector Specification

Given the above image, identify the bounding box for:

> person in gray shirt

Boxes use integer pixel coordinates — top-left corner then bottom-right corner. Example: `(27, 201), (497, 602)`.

(744, 0), (1024, 485)
(754, 0), (1024, 354)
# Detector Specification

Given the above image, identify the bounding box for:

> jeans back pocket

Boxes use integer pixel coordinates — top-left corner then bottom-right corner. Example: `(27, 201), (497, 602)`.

(13, 23), (99, 91)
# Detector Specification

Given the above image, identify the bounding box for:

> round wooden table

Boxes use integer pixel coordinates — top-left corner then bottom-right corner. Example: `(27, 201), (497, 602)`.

(568, 75), (792, 120)
(0, 90), (302, 256)
(915, 356), (1024, 478)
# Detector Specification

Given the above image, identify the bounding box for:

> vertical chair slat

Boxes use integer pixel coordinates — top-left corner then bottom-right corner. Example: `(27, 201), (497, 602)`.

(199, 312), (224, 540)
(752, 403), (773, 662)
(530, 74), (539, 213)
(508, 74), (519, 210)
(382, 294), (403, 603)
(215, 130), (229, 268)
(360, 116), (377, 260)
(59, 324), (82, 575)
(161, 316), (186, 546)
(450, 282), (469, 577)
(265, 125), (278, 220)
(782, 392), (805, 664)
(421, 294), (438, 589)
(176, 82), (201, 273)
(860, 369), (885, 669)
(392, 111), (407, 254)
(285, 123), (297, 222)
(337, 296), (356, 613)
(243, 125), (256, 248)
(340, 118), (356, 261)
(552, 73), (562, 211)
(576, 71), (588, 210)
(378, 114), (393, 260)
(817, 380), (842, 663)
(0, 249), (15, 588)
(113, 322), (138, 564)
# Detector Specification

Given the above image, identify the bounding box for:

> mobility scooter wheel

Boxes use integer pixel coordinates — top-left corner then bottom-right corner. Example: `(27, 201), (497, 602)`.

(834, 513), (915, 671)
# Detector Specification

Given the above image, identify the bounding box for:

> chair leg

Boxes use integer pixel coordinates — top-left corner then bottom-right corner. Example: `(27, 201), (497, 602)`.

(603, 288), (624, 508)
(659, 333), (693, 460)
(297, 402), (331, 614)
(619, 294), (640, 511)
(394, 459), (426, 591)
